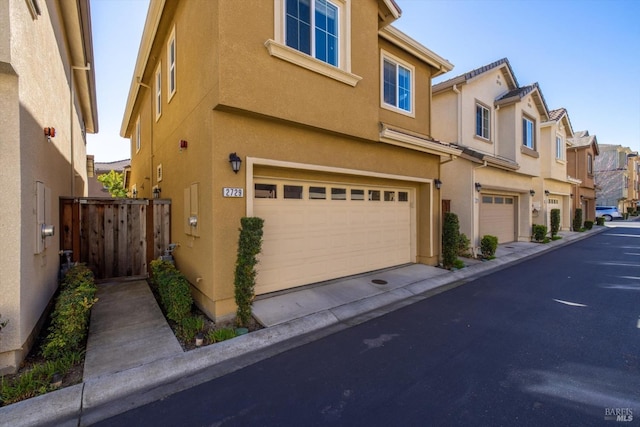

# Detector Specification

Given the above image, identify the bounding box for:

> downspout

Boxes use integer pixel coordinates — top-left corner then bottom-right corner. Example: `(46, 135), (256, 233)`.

(137, 78), (154, 197)
(452, 84), (462, 144)
(472, 161), (488, 256)
(494, 104), (500, 157)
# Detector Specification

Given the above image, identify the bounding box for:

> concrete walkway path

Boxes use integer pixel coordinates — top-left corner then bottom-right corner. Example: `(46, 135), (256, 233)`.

(83, 280), (182, 380)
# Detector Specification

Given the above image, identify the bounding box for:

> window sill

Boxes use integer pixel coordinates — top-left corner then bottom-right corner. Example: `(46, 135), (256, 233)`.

(473, 135), (493, 144)
(555, 158), (567, 165)
(521, 145), (539, 158)
(381, 103), (415, 118)
(265, 39), (362, 87)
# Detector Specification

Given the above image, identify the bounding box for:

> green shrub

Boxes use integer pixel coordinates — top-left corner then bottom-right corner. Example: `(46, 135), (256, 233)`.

(596, 217), (605, 226)
(442, 212), (460, 269)
(0, 313), (7, 340)
(584, 220), (594, 230)
(150, 260), (193, 324)
(453, 259), (465, 269)
(207, 328), (236, 343)
(457, 233), (471, 257)
(573, 208), (583, 231)
(179, 315), (205, 342)
(550, 208), (560, 237)
(234, 217), (265, 328)
(480, 235), (498, 259)
(42, 265), (97, 360)
(532, 224), (548, 242)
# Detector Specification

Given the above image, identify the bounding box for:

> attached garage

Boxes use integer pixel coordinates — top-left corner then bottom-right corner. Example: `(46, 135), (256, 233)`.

(253, 178), (414, 294)
(479, 194), (515, 244)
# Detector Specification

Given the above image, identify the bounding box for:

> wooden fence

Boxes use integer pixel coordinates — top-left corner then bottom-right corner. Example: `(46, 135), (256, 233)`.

(60, 198), (171, 280)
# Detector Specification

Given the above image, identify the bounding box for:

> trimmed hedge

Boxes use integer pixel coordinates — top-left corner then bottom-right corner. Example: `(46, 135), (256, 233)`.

(550, 208), (560, 237)
(234, 217), (264, 328)
(480, 235), (498, 259)
(584, 220), (594, 230)
(573, 208), (583, 231)
(532, 224), (548, 242)
(442, 212), (460, 269)
(42, 264), (97, 360)
(150, 260), (193, 324)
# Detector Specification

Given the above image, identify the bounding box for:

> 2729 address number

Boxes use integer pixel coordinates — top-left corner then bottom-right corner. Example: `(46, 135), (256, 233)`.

(223, 187), (244, 198)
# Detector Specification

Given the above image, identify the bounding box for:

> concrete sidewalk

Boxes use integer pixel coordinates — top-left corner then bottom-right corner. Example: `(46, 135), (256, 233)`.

(0, 225), (617, 426)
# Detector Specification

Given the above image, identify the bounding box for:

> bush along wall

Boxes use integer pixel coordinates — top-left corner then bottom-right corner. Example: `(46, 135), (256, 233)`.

(234, 217), (264, 328)
(550, 208), (561, 237)
(532, 224), (548, 243)
(442, 212), (460, 269)
(149, 260), (193, 324)
(480, 235), (498, 259)
(573, 208), (583, 231)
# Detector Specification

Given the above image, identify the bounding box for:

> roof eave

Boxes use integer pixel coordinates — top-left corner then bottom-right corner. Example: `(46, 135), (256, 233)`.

(379, 26), (453, 77)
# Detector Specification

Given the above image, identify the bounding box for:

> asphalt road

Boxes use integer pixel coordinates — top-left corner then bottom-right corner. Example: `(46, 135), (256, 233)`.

(97, 223), (640, 427)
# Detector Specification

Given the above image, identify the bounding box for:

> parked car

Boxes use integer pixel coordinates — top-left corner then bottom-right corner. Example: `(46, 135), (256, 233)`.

(596, 206), (623, 221)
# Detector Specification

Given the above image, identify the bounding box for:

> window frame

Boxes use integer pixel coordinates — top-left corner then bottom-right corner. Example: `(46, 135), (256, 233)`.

(267, 0), (360, 87)
(285, 0), (339, 67)
(475, 102), (491, 140)
(380, 50), (415, 117)
(587, 153), (593, 175)
(555, 135), (563, 160)
(522, 115), (535, 150)
(167, 26), (176, 101)
(155, 64), (162, 121)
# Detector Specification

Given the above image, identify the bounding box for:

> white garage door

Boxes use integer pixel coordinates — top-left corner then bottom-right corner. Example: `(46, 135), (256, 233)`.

(253, 179), (413, 294)
(480, 194), (515, 244)
(547, 198), (561, 230)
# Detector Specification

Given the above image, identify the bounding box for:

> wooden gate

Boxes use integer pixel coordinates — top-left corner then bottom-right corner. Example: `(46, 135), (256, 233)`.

(60, 198), (171, 280)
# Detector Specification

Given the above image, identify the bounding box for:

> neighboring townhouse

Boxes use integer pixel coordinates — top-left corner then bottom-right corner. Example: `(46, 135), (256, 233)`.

(595, 144), (638, 211)
(120, 0), (460, 320)
(535, 108), (575, 231)
(432, 58), (550, 250)
(629, 154), (640, 212)
(567, 131), (599, 222)
(87, 158), (131, 197)
(0, 0), (98, 373)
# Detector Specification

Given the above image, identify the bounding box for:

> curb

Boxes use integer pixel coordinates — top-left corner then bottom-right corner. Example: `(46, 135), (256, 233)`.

(0, 225), (613, 426)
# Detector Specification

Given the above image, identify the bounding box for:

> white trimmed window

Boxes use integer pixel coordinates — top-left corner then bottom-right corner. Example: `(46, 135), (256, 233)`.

(167, 27), (176, 100)
(266, 0), (360, 86)
(135, 116), (141, 153)
(476, 103), (490, 140)
(155, 64), (162, 120)
(522, 116), (535, 149)
(555, 135), (563, 159)
(381, 50), (414, 116)
(588, 153), (593, 175)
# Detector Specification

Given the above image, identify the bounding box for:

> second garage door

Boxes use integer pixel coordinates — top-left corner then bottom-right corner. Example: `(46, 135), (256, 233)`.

(253, 179), (413, 295)
(480, 194), (515, 244)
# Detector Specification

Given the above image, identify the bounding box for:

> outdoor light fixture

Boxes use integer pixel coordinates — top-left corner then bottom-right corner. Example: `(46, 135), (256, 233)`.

(229, 152), (242, 174)
(530, 189), (535, 197)
(434, 179), (442, 190)
(475, 182), (482, 192)
(152, 186), (161, 199)
(179, 139), (188, 150)
(570, 193), (574, 199)
(188, 215), (198, 227)
(44, 127), (55, 142)
(544, 190), (550, 196)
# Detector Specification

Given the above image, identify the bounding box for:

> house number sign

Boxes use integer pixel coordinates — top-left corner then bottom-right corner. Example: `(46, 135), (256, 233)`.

(223, 187), (244, 198)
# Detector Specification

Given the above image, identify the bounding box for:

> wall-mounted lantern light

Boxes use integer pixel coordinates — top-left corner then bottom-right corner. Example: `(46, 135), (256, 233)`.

(44, 127), (55, 142)
(570, 193), (574, 199)
(530, 189), (535, 197)
(434, 179), (442, 190)
(475, 182), (482, 192)
(580, 195), (585, 200)
(188, 215), (198, 227)
(229, 153), (242, 174)
(544, 190), (550, 196)
(152, 186), (161, 199)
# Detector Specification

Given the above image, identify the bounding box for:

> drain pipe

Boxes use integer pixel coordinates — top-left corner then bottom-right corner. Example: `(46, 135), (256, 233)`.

(472, 161), (488, 256)
(453, 85), (462, 144)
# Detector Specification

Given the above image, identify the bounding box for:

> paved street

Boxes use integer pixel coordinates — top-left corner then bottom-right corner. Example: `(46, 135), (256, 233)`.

(96, 223), (640, 426)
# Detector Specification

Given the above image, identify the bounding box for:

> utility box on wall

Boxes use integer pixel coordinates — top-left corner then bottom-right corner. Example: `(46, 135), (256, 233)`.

(35, 181), (53, 254)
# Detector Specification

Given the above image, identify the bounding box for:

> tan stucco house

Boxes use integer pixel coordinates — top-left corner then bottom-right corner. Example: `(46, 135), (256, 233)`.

(567, 131), (599, 221)
(0, 0), (97, 373)
(534, 108), (575, 231)
(432, 58), (551, 249)
(595, 144), (638, 212)
(121, 0), (460, 321)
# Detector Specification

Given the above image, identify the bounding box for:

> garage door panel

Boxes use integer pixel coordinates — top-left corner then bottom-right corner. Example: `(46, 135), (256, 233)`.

(254, 179), (414, 294)
(480, 194), (515, 244)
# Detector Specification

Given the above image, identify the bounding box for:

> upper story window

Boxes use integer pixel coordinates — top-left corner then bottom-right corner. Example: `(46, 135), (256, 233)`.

(167, 27), (176, 100)
(587, 153), (593, 175)
(135, 116), (141, 153)
(381, 51), (414, 116)
(522, 116), (535, 150)
(155, 65), (162, 121)
(266, 0), (360, 86)
(475, 103), (490, 140)
(286, 0), (339, 67)
(555, 136), (563, 159)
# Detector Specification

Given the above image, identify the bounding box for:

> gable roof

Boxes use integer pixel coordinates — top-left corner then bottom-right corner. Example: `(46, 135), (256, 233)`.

(495, 82), (550, 121)
(432, 58), (518, 94)
(568, 130), (599, 155)
(378, 0), (402, 27)
(546, 108), (574, 138)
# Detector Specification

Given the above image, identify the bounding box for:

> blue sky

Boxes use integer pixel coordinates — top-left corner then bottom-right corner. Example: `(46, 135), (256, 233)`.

(86, 0), (640, 162)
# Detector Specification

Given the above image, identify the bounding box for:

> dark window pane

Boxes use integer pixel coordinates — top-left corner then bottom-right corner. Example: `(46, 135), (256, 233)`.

(351, 189), (364, 200)
(309, 186), (326, 199)
(331, 188), (346, 200)
(255, 184), (277, 199)
(398, 191), (408, 202)
(369, 190), (380, 201)
(284, 185), (303, 199)
(384, 191), (395, 201)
